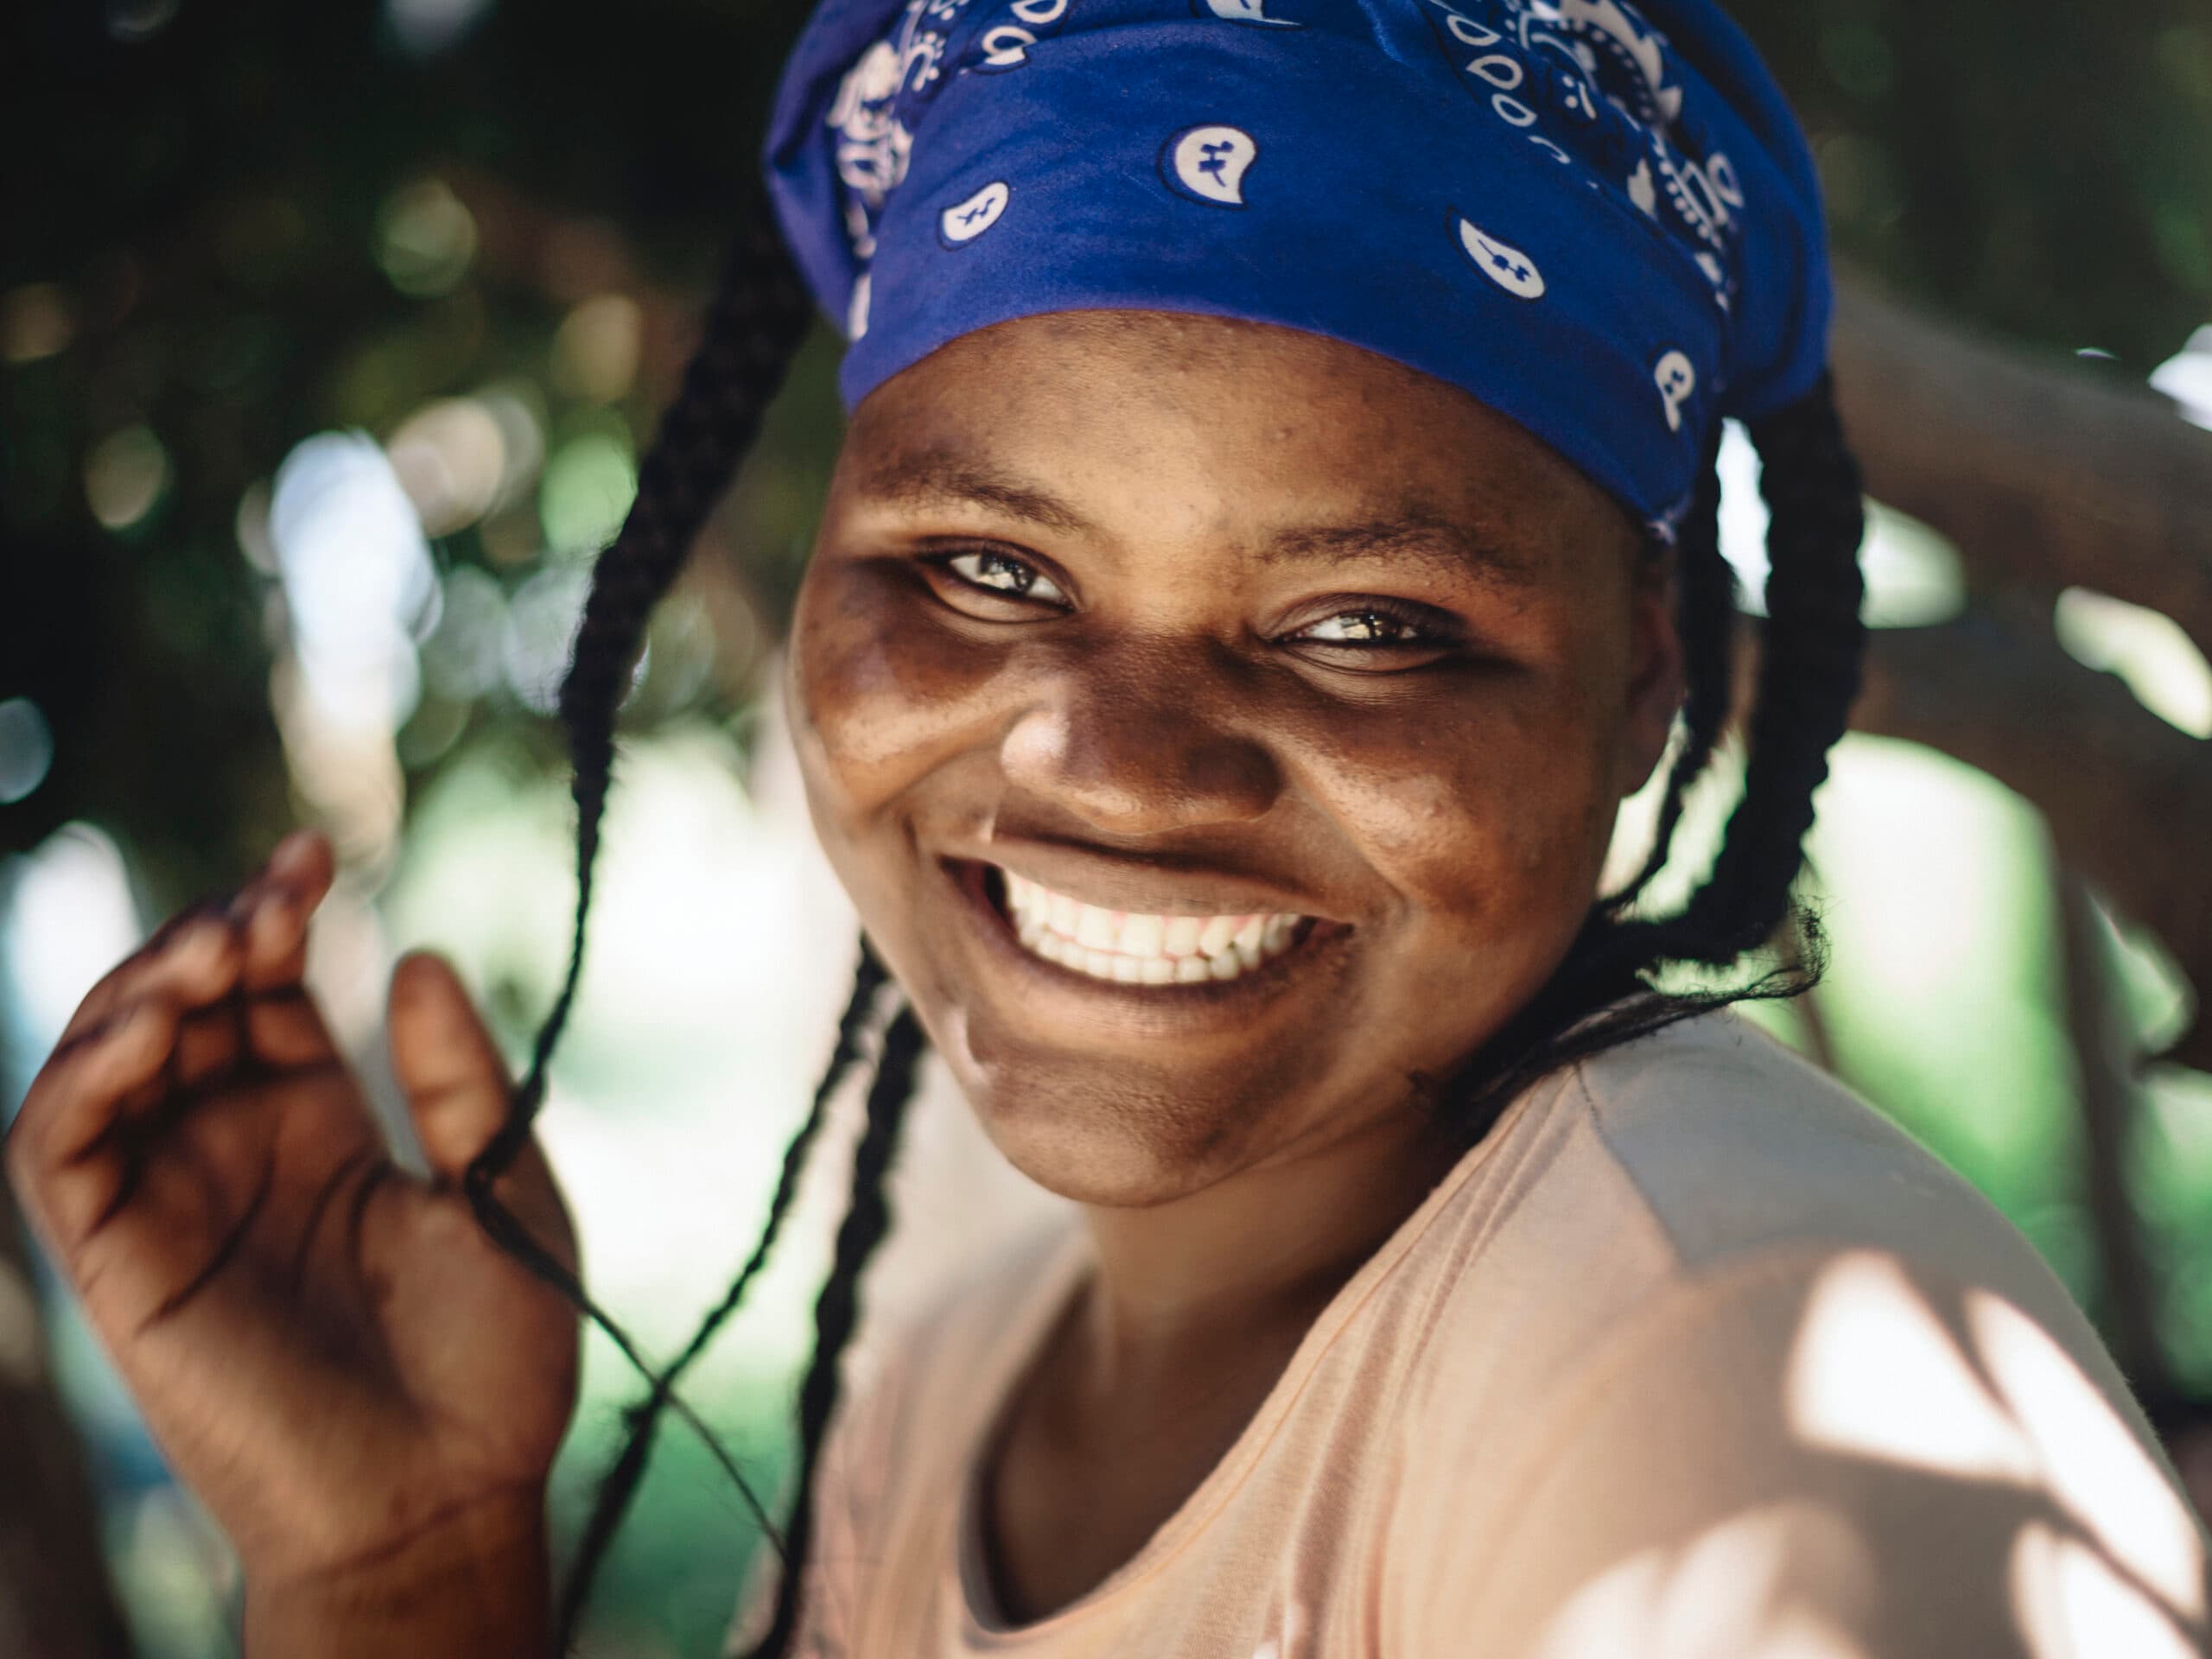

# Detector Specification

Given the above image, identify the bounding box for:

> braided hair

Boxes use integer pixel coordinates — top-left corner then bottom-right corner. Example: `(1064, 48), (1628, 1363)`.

(455, 194), (1866, 1652)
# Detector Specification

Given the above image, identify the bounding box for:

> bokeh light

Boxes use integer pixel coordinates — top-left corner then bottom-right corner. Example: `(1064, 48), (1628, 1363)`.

(0, 823), (141, 1055)
(386, 397), (510, 536)
(0, 699), (56, 804)
(2055, 588), (2212, 739)
(83, 426), (171, 531)
(385, 0), (496, 56)
(1, 283), (76, 363)
(1717, 421), (1964, 627)
(374, 178), (478, 299)
(539, 427), (638, 558)
(2151, 327), (2212, 429)
(105, 0), (181, 44)
(501, 564), (592, 715)
(420, 563), (509, 702)
(551, 295), (644, 404)
(268, 430), (438, 731)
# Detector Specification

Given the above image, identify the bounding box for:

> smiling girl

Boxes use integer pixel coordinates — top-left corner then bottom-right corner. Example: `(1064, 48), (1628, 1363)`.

(9, 0), (2209, 1656)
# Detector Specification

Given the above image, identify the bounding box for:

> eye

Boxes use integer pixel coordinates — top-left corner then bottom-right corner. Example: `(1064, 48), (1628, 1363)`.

(1295, 608), (1434, 646)
(928, 548), (1071, 608)
(1282, 599), (1460, 668)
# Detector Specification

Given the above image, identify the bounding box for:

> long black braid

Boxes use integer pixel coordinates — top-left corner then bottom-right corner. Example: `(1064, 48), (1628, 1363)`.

(454, 187), (1866, 1646)
(1608, 427), (1734, 914)
(441, 189), (847, 1647)
(549, 941), (889, 1646)
(739, 1004), (927, 1658)
(1431, 378), (1867, 1153)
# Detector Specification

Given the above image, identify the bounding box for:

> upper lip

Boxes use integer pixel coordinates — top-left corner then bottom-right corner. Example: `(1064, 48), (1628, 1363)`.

(943, 839), (1351, 924)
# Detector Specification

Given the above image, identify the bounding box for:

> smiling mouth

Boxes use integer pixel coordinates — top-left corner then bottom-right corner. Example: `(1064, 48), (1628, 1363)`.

(969, 861), (1321, 988)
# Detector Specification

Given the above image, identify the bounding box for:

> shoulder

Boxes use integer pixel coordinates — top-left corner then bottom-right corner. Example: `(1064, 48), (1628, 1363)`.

(1403, 1009), (2112, 1416)
(1421, 1007), (2157, 1451)
(1405, 1240), (2210, 1658)
(1541, 1008), (2085, 1313)
(1387, 1012), (2211, 1655)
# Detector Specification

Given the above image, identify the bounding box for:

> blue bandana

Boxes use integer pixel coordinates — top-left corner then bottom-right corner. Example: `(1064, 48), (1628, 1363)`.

(763, 0), (1831, 538)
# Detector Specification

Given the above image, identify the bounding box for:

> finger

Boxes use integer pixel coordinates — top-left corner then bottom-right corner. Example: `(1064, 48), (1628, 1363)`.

(58, 907), (243, 1047)
(387, 953), (576, 1273)
(170, 985), (339, 1089)
(233, 831), (337, 995)
(6, 995), (183, 1252)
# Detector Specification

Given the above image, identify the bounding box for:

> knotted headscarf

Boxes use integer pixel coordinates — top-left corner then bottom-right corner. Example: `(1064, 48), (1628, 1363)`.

(764, 0), (1830, 538)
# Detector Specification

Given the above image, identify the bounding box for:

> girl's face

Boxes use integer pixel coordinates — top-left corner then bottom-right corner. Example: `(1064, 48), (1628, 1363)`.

(787, 312), (1681, 1206)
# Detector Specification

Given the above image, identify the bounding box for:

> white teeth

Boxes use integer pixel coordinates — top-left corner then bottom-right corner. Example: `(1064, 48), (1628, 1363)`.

(1118, 912), (1165, 957)
(995, 867), (1308, 988)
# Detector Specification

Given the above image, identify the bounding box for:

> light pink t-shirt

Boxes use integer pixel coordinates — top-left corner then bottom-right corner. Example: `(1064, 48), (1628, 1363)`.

(728, 1012), (2210, 1658)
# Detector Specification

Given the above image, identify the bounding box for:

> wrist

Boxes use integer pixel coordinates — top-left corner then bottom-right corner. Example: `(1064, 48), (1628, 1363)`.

(242, 1491), (553, 1659)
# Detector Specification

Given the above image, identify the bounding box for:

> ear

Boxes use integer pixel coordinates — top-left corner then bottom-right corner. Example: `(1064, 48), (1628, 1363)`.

(1618, 536), (1686, 800)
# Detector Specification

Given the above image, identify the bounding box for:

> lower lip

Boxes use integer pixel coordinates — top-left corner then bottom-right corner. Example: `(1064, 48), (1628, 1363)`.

(941, 858), (1350, 1029)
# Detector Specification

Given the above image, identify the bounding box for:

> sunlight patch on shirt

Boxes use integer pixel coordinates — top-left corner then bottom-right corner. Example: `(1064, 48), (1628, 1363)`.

(1972, 1292), (2208, 1624)
(1786, 1251), (2037, 1484)
(2012, 1521), (2199, 1659)
(1527, 1504), (1873, 1659)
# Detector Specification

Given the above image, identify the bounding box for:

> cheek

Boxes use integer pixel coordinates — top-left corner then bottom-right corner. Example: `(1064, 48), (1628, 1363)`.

(788, 562), (1006, 825)
(1300, 667), (1624, 933)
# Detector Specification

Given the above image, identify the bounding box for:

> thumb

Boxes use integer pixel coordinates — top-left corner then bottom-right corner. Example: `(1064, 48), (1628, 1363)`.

(387, 951), (577, 1273)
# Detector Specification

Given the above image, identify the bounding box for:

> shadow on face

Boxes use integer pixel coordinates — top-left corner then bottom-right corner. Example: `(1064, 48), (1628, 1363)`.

(787, 310), (1681, 1206)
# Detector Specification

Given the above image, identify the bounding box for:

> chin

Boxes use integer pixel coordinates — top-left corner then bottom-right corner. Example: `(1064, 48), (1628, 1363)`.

(941, 1033), (1287, 1210)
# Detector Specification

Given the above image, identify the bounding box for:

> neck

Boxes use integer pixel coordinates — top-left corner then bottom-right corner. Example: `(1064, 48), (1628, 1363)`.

(1071, 1096), (1458, 1389)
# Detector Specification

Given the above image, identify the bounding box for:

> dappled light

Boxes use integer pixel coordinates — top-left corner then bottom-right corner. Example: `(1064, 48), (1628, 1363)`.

(1787, 1251), (2037, 1484)
(2012, 1522), (2199, 1659)
(1971, 1290), (2208, 1622)
(1528, 1506), (1875, 1659)
(1785, 1252), (2209, 1650)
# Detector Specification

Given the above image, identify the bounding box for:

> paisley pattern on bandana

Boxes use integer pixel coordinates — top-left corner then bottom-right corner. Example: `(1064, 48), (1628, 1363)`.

(765, 0), (1831, 537)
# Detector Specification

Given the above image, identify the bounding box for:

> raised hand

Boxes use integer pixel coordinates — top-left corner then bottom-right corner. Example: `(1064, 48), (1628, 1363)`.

(3, 831), (580, 1606)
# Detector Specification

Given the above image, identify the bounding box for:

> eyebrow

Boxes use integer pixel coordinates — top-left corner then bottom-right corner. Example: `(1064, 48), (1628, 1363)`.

(852, 450), (1537, 589)
(854, 450), (1093, 535)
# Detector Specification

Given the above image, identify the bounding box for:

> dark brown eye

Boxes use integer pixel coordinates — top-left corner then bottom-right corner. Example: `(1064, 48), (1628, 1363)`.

(1300, 606), (1424, 641)
(940, 550), (1068, 604)
(1295, 608), (1433, 646)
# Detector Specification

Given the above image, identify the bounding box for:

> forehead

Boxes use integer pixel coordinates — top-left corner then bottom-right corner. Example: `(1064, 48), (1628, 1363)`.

(837, 310), (1638, 557)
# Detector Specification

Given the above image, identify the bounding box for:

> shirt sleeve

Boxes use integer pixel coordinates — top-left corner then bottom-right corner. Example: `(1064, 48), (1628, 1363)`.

(1402, 1248), (2211, 1659)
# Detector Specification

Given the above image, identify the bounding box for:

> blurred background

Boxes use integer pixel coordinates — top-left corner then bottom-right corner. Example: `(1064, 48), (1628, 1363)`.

(3, 0), (2212, 1654)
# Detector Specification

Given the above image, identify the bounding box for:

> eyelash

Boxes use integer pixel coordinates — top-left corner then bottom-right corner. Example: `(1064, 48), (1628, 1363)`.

(920, 549), (1459, 660)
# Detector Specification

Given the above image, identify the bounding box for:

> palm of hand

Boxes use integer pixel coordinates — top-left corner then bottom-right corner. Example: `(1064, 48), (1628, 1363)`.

(4, 834), (580, 1587)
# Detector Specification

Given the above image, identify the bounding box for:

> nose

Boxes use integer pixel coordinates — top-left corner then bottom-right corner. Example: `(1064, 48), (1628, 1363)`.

(997, 648), (1281, 837)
